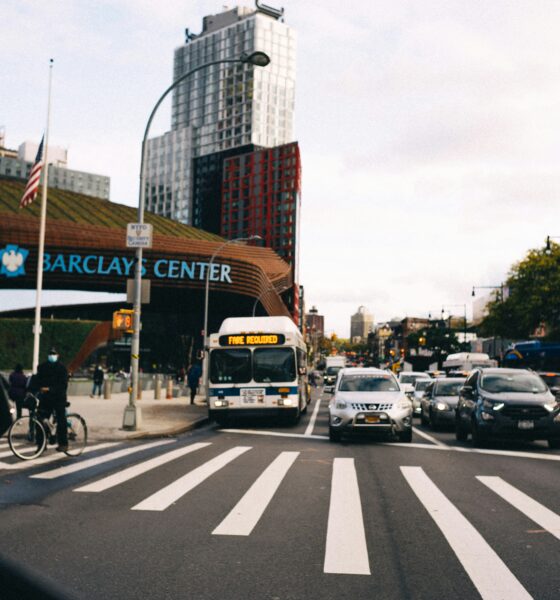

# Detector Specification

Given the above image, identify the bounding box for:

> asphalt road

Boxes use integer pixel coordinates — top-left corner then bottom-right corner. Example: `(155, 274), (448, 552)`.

(1, 387), (559, 600)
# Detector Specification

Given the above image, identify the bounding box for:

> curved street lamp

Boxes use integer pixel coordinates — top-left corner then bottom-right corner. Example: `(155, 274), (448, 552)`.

(124, 51), (271, 430)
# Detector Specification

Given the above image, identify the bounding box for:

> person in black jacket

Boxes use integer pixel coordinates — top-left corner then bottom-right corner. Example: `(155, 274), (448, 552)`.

(8, 364), (28, 419)
(34, 347), (69, 451)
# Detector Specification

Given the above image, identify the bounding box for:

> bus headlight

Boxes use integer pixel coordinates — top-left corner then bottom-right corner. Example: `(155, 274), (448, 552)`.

(278, 398), (294, 406)
(214, 399), (229, 408)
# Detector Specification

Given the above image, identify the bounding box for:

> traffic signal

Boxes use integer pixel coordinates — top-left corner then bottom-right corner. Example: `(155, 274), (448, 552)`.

(389, 349), (395, 357)
(112, 309), (134, 333)
(400, 348), (405, 356)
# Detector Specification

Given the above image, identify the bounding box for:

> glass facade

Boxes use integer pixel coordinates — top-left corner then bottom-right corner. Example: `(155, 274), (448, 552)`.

(145, 7), (296, 225)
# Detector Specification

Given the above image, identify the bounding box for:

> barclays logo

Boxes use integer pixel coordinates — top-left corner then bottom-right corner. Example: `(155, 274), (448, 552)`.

(0, 244), (29, 278)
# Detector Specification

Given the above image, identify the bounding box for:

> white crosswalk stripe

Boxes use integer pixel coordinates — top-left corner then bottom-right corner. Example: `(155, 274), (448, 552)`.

(213, 451), (299, 536)
(324, 458), (370, 575)
(0, 442), (118, 470)
(74, 442), (211, 493)
(30, 440), (175, 479)
(132, 446), (252, 512)
(477, 476), (560, 541)
(401, 466), (532, 600)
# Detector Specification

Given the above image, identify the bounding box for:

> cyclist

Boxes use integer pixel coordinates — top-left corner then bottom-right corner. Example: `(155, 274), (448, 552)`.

(32, 347), (69, 452)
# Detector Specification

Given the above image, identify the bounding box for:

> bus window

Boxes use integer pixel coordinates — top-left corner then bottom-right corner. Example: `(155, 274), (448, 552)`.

(210, 349), (251, 384)
(253, 348), (296, 383)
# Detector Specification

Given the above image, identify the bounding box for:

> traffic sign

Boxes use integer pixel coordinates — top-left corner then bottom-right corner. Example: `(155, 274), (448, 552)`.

(126, 223), (153, 248)
(113, 309), (134, 333)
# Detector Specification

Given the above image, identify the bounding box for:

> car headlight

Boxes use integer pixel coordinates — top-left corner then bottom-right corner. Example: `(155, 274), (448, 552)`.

(397, 400), (412, 410)
(436, 402), (449, 411)
(335, 400), (347, 409)
(482, 399), (504, 411)
(544, 400), (560, 412)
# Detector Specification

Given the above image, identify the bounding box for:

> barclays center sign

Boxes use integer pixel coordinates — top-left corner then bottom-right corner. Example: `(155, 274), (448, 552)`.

(0, 244), (233, 284)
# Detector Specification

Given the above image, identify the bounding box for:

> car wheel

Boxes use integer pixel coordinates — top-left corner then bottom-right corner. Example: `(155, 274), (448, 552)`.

(398, 428), (412, 443)
(329, 426), (341, 443)
(548, 437), (560, 449)
(455, 417), (468, 441)
(471, 421), (487, 448)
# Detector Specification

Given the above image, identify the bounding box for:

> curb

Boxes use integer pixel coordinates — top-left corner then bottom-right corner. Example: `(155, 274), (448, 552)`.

(125, 415), (211, 440)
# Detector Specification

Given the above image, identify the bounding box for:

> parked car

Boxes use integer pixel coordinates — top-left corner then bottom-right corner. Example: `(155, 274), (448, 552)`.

(327, 368), (413, 443)
(411, 378), (432, 417)
(455, 368), (560, 448)
(420, 377), (466, 429)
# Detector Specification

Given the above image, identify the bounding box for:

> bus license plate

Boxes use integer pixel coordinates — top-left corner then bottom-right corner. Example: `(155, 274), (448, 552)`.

(518, 420), (534, 430)
(241, 388), (265, 404)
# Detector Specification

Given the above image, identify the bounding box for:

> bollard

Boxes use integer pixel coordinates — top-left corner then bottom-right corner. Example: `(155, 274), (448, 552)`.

(154, 376), (161, 400)
(166, 379), (173, 399)
(103, 379), (112, 400)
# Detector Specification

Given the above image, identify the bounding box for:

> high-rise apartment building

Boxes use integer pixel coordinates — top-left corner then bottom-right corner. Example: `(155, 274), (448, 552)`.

(146, 3), (296, 224)
(351, 306), (374, 342)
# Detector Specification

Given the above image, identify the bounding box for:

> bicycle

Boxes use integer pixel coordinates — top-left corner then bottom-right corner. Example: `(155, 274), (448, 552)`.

(7, 392), (87, 460)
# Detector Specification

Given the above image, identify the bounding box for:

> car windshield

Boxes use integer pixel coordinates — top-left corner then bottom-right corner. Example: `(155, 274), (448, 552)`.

(480, 372), (548, 394)
(253, 348), (296, 383)
(415, 380), (431, 391)
(339, 374), (398, 392)
(434, 380), (465, 396)
(210, 349), (251, 384)
(400, 374), (423, 384)
(326, 366), (342, 376)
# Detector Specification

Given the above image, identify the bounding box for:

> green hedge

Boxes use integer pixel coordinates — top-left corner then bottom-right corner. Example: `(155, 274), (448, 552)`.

(0, 319), (100, 370)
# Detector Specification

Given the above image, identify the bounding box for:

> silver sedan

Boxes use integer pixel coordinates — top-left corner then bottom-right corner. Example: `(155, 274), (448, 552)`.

(327, 368), (413, 443)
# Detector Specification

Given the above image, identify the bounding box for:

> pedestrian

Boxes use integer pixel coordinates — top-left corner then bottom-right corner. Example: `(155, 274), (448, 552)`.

(8, 364), (28, 419)
(187, 362), (202, 405)
(32, 347), (69, 452)
(0, 373), (12, 437)
(91, 365), (104, 398)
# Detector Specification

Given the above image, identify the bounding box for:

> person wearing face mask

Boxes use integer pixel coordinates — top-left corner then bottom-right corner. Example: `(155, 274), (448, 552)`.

(34, 347), (69, 451)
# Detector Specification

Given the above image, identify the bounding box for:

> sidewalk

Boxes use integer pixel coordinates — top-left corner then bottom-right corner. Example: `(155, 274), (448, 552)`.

(67, 391), (209, 442)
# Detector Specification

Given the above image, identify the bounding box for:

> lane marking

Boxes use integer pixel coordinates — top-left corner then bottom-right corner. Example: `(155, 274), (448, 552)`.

(304, 399), (322, 436)
(132, 446), (251, 511)
(213, 451), (299, 536)
(412, 426), (447, 447)
(74, 442), (211, 493)
(220, 428), (328, 440)
(0, 442), (118, 471)
(217, 429), (560, 462)
(401, 467), (532, 600)
(31, 440), (175, 479)
(477, 476), (560, 541)
(324, 458), (370, 575)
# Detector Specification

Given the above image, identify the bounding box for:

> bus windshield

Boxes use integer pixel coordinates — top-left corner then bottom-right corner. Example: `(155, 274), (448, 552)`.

(210, 349), (251, 384)
(254, 348), (296, 383)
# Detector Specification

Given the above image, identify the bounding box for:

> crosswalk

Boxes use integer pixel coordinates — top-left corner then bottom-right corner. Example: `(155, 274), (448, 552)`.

(1, 436), (559, 596)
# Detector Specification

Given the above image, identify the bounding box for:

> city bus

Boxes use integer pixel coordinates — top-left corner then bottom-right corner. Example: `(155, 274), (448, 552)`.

(208, 316), (309, 425)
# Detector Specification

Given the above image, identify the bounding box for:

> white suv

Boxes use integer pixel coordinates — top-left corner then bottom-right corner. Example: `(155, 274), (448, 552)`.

(327, 368), (413, 443)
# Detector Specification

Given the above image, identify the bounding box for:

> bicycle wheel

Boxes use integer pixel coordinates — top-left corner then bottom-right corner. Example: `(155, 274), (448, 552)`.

(8, 416), (46, 460)
(64, 413), (87, 456)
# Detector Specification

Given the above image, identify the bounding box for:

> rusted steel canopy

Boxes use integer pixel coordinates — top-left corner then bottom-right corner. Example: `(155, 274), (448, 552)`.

(0, 177), (292, 318)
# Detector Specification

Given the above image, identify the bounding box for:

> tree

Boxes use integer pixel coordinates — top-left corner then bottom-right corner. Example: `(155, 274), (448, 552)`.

(481, 242), (560, 339)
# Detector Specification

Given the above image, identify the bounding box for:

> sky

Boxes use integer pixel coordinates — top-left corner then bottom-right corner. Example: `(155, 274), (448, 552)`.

(2, 0), (560, 337)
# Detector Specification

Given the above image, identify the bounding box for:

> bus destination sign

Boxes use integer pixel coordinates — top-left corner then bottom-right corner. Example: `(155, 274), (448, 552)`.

(220, 334), (286, 347)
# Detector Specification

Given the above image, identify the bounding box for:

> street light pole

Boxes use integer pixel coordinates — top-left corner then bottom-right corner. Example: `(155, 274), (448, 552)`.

(200, 234), (262, 400)
(471, 284), (505, 361)
(441, 304), (467, 346)
(124, 52), (270, 430)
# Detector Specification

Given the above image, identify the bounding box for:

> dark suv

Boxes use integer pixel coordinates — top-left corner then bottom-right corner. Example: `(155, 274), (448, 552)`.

(455, 368), (560, 448)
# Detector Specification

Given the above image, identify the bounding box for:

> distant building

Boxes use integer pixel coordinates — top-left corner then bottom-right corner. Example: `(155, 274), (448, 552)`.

(0, 138), (110, 200)
(350, 306), (374, 342)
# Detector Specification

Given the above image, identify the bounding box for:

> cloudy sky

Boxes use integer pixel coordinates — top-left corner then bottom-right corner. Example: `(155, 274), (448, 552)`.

(2, 1), (560, 336)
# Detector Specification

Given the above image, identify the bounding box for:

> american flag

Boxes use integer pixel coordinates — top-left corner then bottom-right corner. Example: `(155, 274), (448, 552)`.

(19, 136), (44, 208)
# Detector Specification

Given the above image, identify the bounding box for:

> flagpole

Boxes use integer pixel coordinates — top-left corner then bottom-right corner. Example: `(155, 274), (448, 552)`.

(32, 58), (54, 374)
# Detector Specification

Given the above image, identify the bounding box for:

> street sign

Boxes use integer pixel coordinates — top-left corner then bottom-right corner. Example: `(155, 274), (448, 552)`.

(126, 223), (153, 248)
(113, 309), (134, 333)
